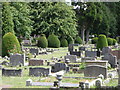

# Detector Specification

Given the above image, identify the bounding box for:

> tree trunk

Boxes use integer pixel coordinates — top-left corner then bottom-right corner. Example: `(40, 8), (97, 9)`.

(81, 28), (85, 45)
(86, 29), (90, 44)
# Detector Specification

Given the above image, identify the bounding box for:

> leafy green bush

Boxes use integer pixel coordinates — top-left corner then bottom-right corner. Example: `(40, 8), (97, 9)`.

(113, 39), (117, 45)
(37, 34), (48, 48)
(48, 34), (60, 48)
(75, 36), (82, 44)
(116, 36), (120, 43)
(17, 38), (23, 44)
(91, 37), (98, 44)
(97, 34), (108, 50)
(60, 38), (68, 47)
(2, 32), (21, 57)
(107, 38), (113, 46)
(67, 35), (74, 44)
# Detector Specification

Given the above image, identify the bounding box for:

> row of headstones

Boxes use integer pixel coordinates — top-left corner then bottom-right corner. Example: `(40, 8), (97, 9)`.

(2, 67), (51, 77)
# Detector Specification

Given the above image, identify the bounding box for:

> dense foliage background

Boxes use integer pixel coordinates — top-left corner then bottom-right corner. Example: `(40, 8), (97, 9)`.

(2, 2), (120, 43)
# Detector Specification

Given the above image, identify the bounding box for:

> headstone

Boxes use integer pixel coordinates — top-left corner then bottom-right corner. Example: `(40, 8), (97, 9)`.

(85, 61), (108, 68)
(81, 57), (96, 62)
(30, 48), (39, 55)
(64, 55), (77, 63)
(10, 53), (25, 66)
(111, 50), (120, 60)
(51, 63), (68, 72)
(95, 78), (102, 88)
(102, 53), (117, 68)
(23, 40), (31, 45)
(26, 79), (32, 86)
(29, 59), (44, 66)
(84, 65), (107, 78)
(79, 47), (86, 51)
(68, 44), (74, 52)
(85, 51), (97, 57)
(29, 67), (51, 77)
(2, 68), (22, 76)
(118, 60), (120, 86)
(102, 47), (111, 55)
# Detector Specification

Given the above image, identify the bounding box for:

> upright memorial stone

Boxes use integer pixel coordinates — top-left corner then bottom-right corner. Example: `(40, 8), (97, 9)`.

(10, 53), (25, 66)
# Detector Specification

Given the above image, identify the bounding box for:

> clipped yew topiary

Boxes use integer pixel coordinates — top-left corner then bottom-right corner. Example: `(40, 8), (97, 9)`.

(92, 37), (98, 44)
(48, 34), (60, 48)
(67, 35), (74, 44)
(97, 34), (108, 50)
(113, 39), (117, 45)
(75, 36), (82, 44)
(2, 32), (21, 57)
(60, 38), (68, 47)
(116, 36), (120, 43)
(37, 34), (48, 48)
(107, 38), (113, 46)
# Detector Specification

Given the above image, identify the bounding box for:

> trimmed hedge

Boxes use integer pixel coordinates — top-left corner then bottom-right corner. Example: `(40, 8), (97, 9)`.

(75, 36), (82, 44)
(113, 39), (117, 45)
(2, 32), (21, 57)
(107, 38), (113, 46)
(91, 37), (98, 44)
(116, 36), (120, 43)
(67, 35), (74, 44)
(60, 38), (68, 47)
(97, 34), (108, 50)
(37, 34), (48, 48)
(48, 34), (60, 48)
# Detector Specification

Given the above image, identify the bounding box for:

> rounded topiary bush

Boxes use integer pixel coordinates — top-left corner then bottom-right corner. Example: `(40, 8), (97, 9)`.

(37, 34), (48, 48)
(67, 35), (74, 44)
(97, 34), (108, 50)
(2, 32), (21, 57)
(48, 34), (60, 48)
(113, 39), (117, 45)
(60, 38), (68, 47)
(92, 37), (98, 44)
(75, 36), (82, 44)
(107, 38), (113, 46)
(116, 36), (120, 43)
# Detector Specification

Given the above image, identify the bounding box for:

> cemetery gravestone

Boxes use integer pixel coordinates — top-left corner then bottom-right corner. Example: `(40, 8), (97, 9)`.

(102, 53), (117, 68)
(84, 65), (107, 78)
(85, 61), (108, 68)
(51, 63), (68, 72)
(102, 47), (111, 55)
(30, 48), (39, 55)
(85, 51), (97, 57)
(2, 68), (22, 76)
(23, 40), (31, 45)
(64, 55), (77, 63)
(10, 53), (25, 66)
(29, 67), (51, 77)
(79, 47), (86, 51)
(111, 50), (120, 60)
(29, 59), (44, 66)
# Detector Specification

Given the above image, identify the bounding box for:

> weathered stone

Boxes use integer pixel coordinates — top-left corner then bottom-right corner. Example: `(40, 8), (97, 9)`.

(51, 63), (68, 73)
(85, 60), (108, 68)
(26, 79), (32, 86)
(23, 40), (31, 45)
(29, 67), (51, 77)
(84, 65), (107, 78)
(102, 53), (117, 68)
(2, 68), (22, 76)
(30, 48), (39, 55)
(102, 47), (111, 55)
(64, 55), (77, 63)
(85, 51), (97, 57)
(10, 53), (25, 66)
(29, 59), (44, 66)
